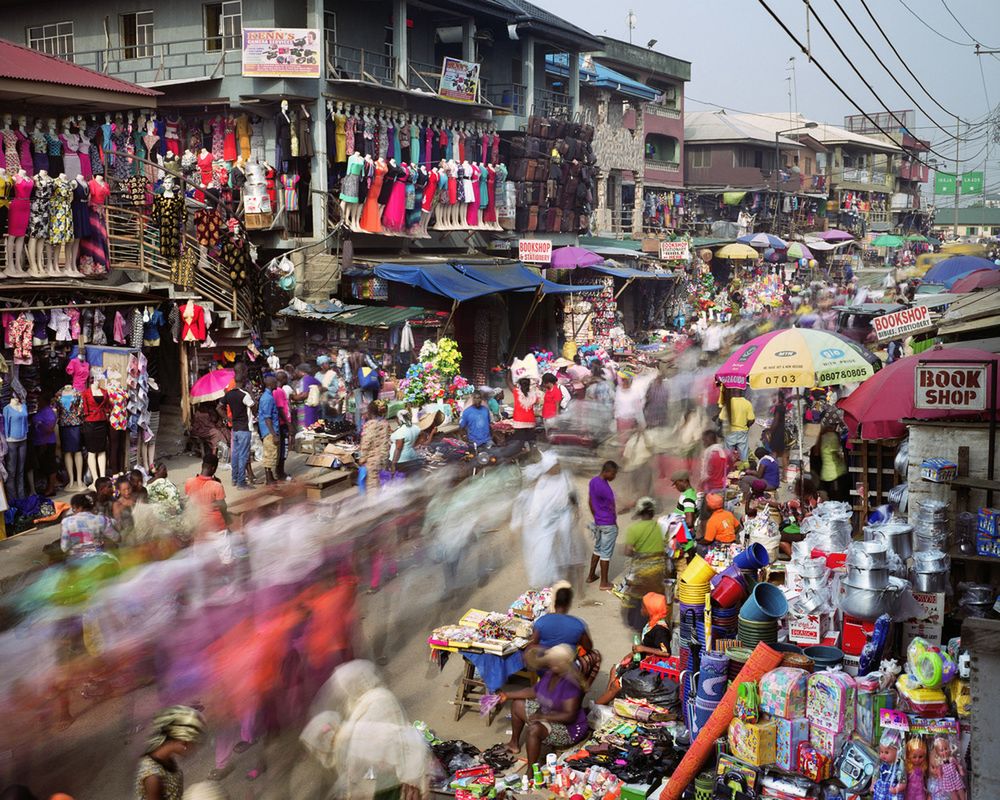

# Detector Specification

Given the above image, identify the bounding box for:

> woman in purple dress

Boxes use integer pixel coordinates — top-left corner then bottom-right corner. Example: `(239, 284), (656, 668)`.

(498, 644), (588, 765)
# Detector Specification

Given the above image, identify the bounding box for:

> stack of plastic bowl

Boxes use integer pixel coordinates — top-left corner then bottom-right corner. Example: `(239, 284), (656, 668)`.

(712, 604), (740, 642)
(678, 555), (715, 647)
(737, 582), (788, 648)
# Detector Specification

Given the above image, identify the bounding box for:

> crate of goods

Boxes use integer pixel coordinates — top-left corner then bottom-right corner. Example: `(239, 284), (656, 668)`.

(767, 715), (809, 772)
(920, 458), (958, 483)
(807, 669), (856, 733)
(728, 717), (777, 767)
(640, 655), (680, 682)
(759, 667), (810, 719)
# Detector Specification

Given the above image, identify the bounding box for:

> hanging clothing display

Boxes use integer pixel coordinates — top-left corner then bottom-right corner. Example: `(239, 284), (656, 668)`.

(360, 160), (387, 233)
(10, 313), (33, 365)
(71, 181), (91, 240)
(48, 179), (74, 245)
(280, 174), (300, 212)
(80, 178), (110, 276)
(339, 153), (363, 203)
(195, 208), (222, 248)
(8, 177), (30, 238)
(27, 178), (53, 239)
(150, 194), (187, 260)
(180, 301), (207, 342)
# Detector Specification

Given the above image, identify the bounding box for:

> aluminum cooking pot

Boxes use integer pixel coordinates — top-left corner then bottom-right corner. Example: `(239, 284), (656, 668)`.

(838, 576), (908, 621)
(846, 540), (888, 569)
(871, 523), (914, 560)
(912, 571), (948, 593)
(846, 565), (890, 590)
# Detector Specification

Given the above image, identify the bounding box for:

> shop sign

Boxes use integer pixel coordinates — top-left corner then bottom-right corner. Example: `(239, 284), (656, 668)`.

(871, 305), (933, 341)
(438, 57), (480, 103)
(914, 363), (989, 411)
(658, 240), (690, 261)
(518, 239), (552, 264)
(242, 28), (321, 79)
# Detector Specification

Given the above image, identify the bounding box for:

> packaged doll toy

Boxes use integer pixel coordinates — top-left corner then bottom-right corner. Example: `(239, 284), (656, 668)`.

(871, 728), (906, 799)
(928, 735), (966, 800)
(904, 736), (927, 800)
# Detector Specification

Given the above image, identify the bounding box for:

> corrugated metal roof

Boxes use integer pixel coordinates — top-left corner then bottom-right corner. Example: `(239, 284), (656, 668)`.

(0, 38), (160, 97)
(279, 303), (429, 328)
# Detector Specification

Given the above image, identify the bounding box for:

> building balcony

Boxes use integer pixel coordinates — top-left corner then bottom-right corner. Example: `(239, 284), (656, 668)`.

(534, 87), (571, 119)
(644, 157), (680, 173)
(74, 38), (243, 86)
(483, 82), (527, 117)
(406, 59), (442, 93)
(830, 168), (894, 191)
(327, 41), (396, 87)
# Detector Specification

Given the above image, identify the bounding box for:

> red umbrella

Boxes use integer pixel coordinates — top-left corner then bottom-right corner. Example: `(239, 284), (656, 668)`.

(950, 269), (1000, 293)
(837, 347), (1000, 439)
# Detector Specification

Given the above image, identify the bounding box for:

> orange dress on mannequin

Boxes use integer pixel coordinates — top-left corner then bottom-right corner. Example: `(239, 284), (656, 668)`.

(360, 159), (387, 233)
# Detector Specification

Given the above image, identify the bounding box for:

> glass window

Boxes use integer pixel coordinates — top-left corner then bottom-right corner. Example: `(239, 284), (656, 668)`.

(26, 21), (74, 61)
(205, 1), (242, 52)
(121, 11), (154, 60)
(689, 149), (710, 169)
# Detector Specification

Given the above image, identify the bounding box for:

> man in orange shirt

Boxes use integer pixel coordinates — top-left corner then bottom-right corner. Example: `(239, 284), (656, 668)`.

(184, 453), (229, 534)
(702, 491), (740, 545)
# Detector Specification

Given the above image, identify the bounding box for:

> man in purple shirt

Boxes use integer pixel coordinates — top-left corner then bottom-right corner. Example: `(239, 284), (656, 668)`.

(587, 460), (619, 589)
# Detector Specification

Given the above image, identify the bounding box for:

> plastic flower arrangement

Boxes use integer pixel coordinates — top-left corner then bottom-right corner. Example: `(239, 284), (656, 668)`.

(400, 337), (464, 406)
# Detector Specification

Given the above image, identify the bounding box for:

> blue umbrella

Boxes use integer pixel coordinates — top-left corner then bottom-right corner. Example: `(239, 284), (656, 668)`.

(923, 255), (997, 287)
(738, 232), (788, 249)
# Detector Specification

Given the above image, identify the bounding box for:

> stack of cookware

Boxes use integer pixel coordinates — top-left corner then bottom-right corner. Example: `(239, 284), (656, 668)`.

(839, 539), (908, 620)
(915, 499), (951, 552)
(865, 519), (914, 562)
(911, 549), (950, 592)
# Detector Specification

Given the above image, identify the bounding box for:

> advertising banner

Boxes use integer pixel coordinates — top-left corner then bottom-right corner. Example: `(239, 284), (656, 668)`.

(438, 57), (480, 103)
(518, 240), (552, 264)
(871, 305), (933, 341)
(243, 28), (321, 78)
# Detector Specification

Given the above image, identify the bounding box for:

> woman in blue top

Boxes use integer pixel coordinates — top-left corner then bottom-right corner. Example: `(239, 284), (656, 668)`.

(390, 410), (423, 475)
(528, 583), (601, 688)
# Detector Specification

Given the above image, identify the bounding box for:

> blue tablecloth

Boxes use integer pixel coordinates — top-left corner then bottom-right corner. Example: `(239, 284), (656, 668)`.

(464, 650), (525, 693)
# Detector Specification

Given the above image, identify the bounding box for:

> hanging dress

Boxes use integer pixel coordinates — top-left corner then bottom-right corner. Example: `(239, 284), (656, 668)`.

(47, 180), (73, 244)
(15, 130), (32, 176)
(339, 153), (363, 203)
(1, 130), (20, 172)
(381, 164), (409, 232)
(45, 132), (64, 176)
(360, 160), (386, 233)
(80, 179), (111, 275)
(78, 134), (93, 180)
(223, 117), (238, 162)
(334, 112), (347, 163)
(407, 169), (425, 229)
(466, 164), (481, 227)
(71, 181), (92, 241)
(28, 179), (53, 239)
(484, 165), (498, 223)
(8, 177), (31, 237)
(112, 126), (132, 180)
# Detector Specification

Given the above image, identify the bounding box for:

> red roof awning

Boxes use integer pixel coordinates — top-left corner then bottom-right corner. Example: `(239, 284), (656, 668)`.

(0, 37), (160, 108)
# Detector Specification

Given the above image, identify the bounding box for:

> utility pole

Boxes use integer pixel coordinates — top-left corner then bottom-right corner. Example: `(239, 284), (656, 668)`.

(954, 115), (960, 239)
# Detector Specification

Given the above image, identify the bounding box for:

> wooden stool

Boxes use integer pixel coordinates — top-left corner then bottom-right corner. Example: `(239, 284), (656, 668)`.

(301, 468), (352, 500)
(227, 492), (283, 527)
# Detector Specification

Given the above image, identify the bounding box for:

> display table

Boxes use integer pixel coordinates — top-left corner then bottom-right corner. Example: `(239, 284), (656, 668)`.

(429, 643), (528, 724)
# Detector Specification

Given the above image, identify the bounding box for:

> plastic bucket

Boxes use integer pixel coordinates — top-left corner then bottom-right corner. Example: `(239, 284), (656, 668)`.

(733, 543), (770, 570)
(803, 645), (844, 669)
(679, 555), (716, 586)
(739, 582), (789, 621)
(711, 575), (748, 608)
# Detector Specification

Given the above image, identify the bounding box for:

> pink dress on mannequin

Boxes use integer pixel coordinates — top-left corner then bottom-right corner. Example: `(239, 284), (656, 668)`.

(381, 164), (409, 232)
(8, 177), (31, 236)
(466, 163), (481, 227)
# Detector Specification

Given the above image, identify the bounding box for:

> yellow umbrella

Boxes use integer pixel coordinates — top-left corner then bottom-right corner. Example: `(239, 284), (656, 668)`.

(715, 243), (759, 260)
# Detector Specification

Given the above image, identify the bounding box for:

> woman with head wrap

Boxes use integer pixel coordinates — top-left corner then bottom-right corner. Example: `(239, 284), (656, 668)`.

(135, 705), (205, 800)
(498, 645), (589, 765)
(615, 496), (667, 630)
(595, 593), (672, 705)
(298, 661), (430, 800)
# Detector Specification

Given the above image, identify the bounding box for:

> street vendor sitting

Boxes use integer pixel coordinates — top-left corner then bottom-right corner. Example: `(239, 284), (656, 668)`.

(459, 391), (493, 448)
(701, 492), (740, 548)
(595, 592), (672, 706)
(498, 644), (588, 765)
(530, 583), (602, 688)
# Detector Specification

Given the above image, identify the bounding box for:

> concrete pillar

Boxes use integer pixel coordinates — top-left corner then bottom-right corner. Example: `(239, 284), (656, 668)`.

(308, 0), (328, 240)
(462, 18), (476, 63)
(595, 168), (609, 233)
(567, 50), (580, 116)
(393, 0), (408, 88)
(522, 37), (535, 118)
(632, 172), (643, 237)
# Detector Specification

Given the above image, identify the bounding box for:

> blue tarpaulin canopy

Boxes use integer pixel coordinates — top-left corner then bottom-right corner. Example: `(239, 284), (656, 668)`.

(455, 262), (601, 294)
(588, 264), (674, 280)
(373, 263), (500, 301)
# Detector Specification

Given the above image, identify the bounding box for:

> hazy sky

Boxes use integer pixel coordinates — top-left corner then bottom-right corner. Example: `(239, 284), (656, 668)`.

(539, 0), (1000, 190)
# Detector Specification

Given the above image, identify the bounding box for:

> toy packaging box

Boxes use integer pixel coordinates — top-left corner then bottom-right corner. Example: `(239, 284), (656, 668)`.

(807, 669), (857, 733)
(920, 458), (957, 483)
(855, 676), (895, 746)
(797, 742), (832, 782)
(809, 722), (850, 758)
(728, 717), (777, 767)
(766, 715), (810, 772)
(759, 667), (809, 719)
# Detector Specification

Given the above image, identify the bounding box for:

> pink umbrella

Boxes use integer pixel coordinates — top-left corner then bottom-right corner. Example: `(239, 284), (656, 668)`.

(948, 268), (1000, 293)
(815, 229), (854, 243)
(190, 368), (235, 403)
(549, 246), (604, 269)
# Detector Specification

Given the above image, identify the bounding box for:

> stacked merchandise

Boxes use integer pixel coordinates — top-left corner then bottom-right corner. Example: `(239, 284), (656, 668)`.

(506, 115), (596, 234)
(642, 190), (687, 231)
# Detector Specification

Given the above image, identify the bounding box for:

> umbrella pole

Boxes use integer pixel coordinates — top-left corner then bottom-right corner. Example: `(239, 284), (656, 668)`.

(614, 277), (636, 301)
(798, 392), (804, 498)
(510, 286), (544, 358)
(439, 300), (459, 341)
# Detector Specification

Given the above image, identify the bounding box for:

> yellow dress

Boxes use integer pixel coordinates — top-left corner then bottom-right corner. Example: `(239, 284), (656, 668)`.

(334, 112), (347, 163)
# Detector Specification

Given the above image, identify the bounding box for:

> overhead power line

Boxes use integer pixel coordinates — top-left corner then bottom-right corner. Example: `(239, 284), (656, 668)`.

(830, 0), (963, 139)
(801, 0), (980, 163)
(860, 0), (978, 126)
(939, 0), (1000, 49)
(753, 0), (968, 173)
(895, 0), (969, 46)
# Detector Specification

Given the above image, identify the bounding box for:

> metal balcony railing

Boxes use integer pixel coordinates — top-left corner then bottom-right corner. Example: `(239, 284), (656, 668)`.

(407, 59), (442, 92)
(644, 157), (681, 172)
(327, 41), (396, 86)
(534, 88), (571, 120)
(73, 38), (242, 85)
(483, 83), (527, 116)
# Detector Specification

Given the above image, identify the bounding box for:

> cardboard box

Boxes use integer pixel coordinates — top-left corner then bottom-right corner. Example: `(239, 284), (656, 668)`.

(903, 592), (946, 646)
(787, 612), (833, 646)
(977, 508), (1000, 537)
(841, 616), (876, 657)
(841, 652), (860, 677)
(920, 458), (958, 483)
(767, 715), (809, 772)
(728, 717), (777, 767)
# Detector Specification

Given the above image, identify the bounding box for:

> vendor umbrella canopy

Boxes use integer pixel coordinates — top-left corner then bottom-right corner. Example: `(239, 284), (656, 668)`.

(815, 229), (854, 243)
(190, 369), (235, 403)
(785, 242), (813, 260)
(950, 269), (1000, 293)
(905, 234), (929, 243)
(737, 233), (788, 249)
(837, 347), (1000, 439)
(871, 234), (904, 248)
(715, 328), (881, 390)
(715, 243), (760, 260)
(549, 246), (603, 269)
(923, 255), (997, 287)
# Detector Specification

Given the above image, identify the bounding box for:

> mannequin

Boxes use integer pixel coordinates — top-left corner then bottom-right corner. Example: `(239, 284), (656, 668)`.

(276, 99), (292, 169)
(1, 114), (19, 173)
(4, 395), (28, 499)
(140, 378), (162, 469)
(82, 374), (110, 487)
(339, 150), (363, 229)
(61, 119), (82, 178)
(45, 119), (64, 176)
(26, 170), (53, 276)
(7, 168), (30, 273)
(104, 370), (128, 476)
(58, 381), (85, 490)
(66, 173), (89, 276)
(30, 119), (47, 175)
(48, 173), (73, 275)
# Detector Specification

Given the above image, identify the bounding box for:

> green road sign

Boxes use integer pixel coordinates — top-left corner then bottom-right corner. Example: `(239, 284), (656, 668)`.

(961, 171), (984, 194)
(934, 172), (956, 194)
